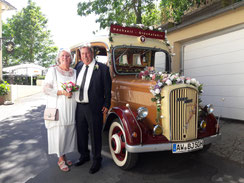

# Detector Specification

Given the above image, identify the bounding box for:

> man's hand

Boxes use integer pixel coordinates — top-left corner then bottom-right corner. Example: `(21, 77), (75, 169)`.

(102, 107), (108, 114)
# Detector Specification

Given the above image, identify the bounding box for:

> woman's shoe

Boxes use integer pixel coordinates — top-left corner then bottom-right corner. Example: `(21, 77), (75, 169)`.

(58, 161), (70, 172)
(66, 160), (72, 166)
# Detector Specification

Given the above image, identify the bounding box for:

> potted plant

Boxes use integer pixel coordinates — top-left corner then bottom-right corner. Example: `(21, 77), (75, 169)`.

(0, 80), (10, 104)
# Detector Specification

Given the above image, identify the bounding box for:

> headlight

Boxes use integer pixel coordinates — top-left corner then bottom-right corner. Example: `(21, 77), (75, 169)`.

(137, 107), (148, 120)
(200, 120), (207, 130)
(206, 104), (214, 114)
(153, 124), (163, 135)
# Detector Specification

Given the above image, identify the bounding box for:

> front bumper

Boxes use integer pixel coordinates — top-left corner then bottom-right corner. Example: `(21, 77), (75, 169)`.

(126, 133), (221, 153)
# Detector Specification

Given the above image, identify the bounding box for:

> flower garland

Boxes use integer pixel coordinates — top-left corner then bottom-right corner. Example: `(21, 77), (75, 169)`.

(138, 67), (203, 119)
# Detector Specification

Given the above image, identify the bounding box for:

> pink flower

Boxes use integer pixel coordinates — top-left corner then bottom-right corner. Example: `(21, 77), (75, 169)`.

(152, 74), (156, 80)
(144, 70), (149, 76)
(61, 81), (79, 93)
(148, 67), (154, 71)
(139, 72), (143, 78)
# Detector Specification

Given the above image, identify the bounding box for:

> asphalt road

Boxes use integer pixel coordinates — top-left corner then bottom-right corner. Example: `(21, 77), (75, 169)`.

(0, 93), (243, 183)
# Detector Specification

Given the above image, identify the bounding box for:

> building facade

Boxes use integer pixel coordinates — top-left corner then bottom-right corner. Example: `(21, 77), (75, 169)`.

(166, 1), (244, 120)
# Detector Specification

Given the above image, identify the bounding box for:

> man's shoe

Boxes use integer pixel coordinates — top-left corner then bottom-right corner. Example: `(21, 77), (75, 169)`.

(89, 161), (101, 174)
(74, 157), (90, 167)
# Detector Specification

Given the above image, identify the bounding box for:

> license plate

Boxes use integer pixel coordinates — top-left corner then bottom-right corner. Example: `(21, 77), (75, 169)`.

(172, 139), (204, 153)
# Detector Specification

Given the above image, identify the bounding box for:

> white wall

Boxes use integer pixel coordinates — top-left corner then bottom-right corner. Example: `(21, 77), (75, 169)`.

(8, 85), (42, 102)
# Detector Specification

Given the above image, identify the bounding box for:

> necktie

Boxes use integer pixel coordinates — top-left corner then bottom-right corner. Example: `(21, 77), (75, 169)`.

(79, 65), (89, 101)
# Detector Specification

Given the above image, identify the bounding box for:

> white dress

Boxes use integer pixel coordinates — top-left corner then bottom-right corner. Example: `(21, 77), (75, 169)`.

(43, 66), (77, 157)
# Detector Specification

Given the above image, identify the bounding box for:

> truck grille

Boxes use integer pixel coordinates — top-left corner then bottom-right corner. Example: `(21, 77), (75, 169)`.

(170, 87), (198, 141)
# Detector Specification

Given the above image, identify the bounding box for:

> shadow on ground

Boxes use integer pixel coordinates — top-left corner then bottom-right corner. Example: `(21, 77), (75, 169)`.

(0, 105), (49, 183)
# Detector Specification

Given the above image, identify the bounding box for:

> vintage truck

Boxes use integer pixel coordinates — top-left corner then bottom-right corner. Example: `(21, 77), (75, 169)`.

(70, 24), (221, 169)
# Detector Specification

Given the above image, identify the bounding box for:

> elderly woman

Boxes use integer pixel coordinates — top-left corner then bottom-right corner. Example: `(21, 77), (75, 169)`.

(43, 49), (77, 172)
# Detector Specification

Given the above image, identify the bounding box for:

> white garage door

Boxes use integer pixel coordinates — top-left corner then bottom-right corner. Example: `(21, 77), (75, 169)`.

(183, 27), (244, 120)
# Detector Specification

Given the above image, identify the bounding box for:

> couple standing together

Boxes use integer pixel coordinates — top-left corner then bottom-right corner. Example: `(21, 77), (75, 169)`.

(43, 46), (112, 174)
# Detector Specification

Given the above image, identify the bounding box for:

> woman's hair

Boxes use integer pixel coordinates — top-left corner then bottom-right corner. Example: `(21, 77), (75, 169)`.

(56, 48), (74, 65)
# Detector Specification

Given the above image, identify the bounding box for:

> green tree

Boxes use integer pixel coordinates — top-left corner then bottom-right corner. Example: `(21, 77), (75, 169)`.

(77, 0), (242, 30)
(160, 0), (243, 24)
(2, 0), (58, 67)
(77, 0), (161, 30)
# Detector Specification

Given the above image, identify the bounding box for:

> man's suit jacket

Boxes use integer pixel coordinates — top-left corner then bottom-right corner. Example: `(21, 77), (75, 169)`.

(75, 61), (112, 111)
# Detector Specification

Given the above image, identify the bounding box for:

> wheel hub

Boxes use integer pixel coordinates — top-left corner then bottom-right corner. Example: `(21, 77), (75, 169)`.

(111, 134), (121, 154)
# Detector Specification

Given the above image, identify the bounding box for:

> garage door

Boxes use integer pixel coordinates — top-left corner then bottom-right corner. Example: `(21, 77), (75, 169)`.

(183, 27), (244, 120)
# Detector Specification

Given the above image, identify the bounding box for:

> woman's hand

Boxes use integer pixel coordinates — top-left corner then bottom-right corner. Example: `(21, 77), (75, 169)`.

(61, 90), (72, 98)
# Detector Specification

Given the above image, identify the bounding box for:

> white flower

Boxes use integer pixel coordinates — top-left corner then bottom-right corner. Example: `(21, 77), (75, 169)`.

(150, 89), (156, 96)
(155, 88), (160, 94)
(165, 79), (172, 86)
(158, 82), (163, 87)
(137, 24), (143, 28)
(190, 78), (196, 84)
(170, 75), (175, 80)
(150, 74), (153, 78)
(162, 74), (168, 78)
(67, 83), (72, 87)
(196, 81), (200, 87)
(94, 64), (99, 70)
(186, 79), (191, 84)
(177, 78), (181, 83)
(149, 26), (153, 30)
(158, 71), (162, 75)
(122, 23), (126, 27)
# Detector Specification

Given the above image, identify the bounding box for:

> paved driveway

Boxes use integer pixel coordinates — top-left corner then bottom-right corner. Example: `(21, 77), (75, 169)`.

(0, 93), (243, 183)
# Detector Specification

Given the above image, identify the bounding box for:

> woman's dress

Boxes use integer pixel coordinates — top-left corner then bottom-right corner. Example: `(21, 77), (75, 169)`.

(43, 66), (77, 157)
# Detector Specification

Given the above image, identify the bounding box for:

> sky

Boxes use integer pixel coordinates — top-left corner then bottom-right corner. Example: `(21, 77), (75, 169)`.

(2, 0), (108, 49)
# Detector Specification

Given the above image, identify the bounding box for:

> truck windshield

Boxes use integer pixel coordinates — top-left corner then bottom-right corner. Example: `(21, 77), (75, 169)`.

(113, 46), (168, 74)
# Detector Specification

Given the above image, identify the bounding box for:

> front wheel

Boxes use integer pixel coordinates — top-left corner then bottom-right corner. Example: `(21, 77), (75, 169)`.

(108, 119), (138, 170)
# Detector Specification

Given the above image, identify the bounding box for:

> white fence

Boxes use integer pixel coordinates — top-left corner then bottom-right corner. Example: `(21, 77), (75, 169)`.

(5, 85), (42, 102)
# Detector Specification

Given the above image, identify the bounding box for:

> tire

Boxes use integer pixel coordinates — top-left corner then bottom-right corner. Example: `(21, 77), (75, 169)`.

(108, 119), (138, 170)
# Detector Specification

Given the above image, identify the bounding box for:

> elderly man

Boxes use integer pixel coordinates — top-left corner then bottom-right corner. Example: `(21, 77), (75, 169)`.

(74, 45), (112, 174)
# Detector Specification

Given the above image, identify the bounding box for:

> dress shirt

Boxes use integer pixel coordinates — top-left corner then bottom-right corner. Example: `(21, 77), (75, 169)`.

(75, 59), (95, 103)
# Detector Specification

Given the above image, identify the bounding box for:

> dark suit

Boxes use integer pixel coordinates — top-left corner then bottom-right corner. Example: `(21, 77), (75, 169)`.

(75, 61), (112, 161)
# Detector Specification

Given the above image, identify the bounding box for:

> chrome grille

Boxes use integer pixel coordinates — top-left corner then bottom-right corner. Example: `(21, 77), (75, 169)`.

(170, 87), (198, 141)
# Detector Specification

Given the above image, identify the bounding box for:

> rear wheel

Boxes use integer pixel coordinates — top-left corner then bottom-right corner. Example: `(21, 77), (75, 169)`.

(108, 119), (138, 170)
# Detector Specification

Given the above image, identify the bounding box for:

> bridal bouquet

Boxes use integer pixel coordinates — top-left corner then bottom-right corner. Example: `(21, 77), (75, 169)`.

(61, 81), (79, 93)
